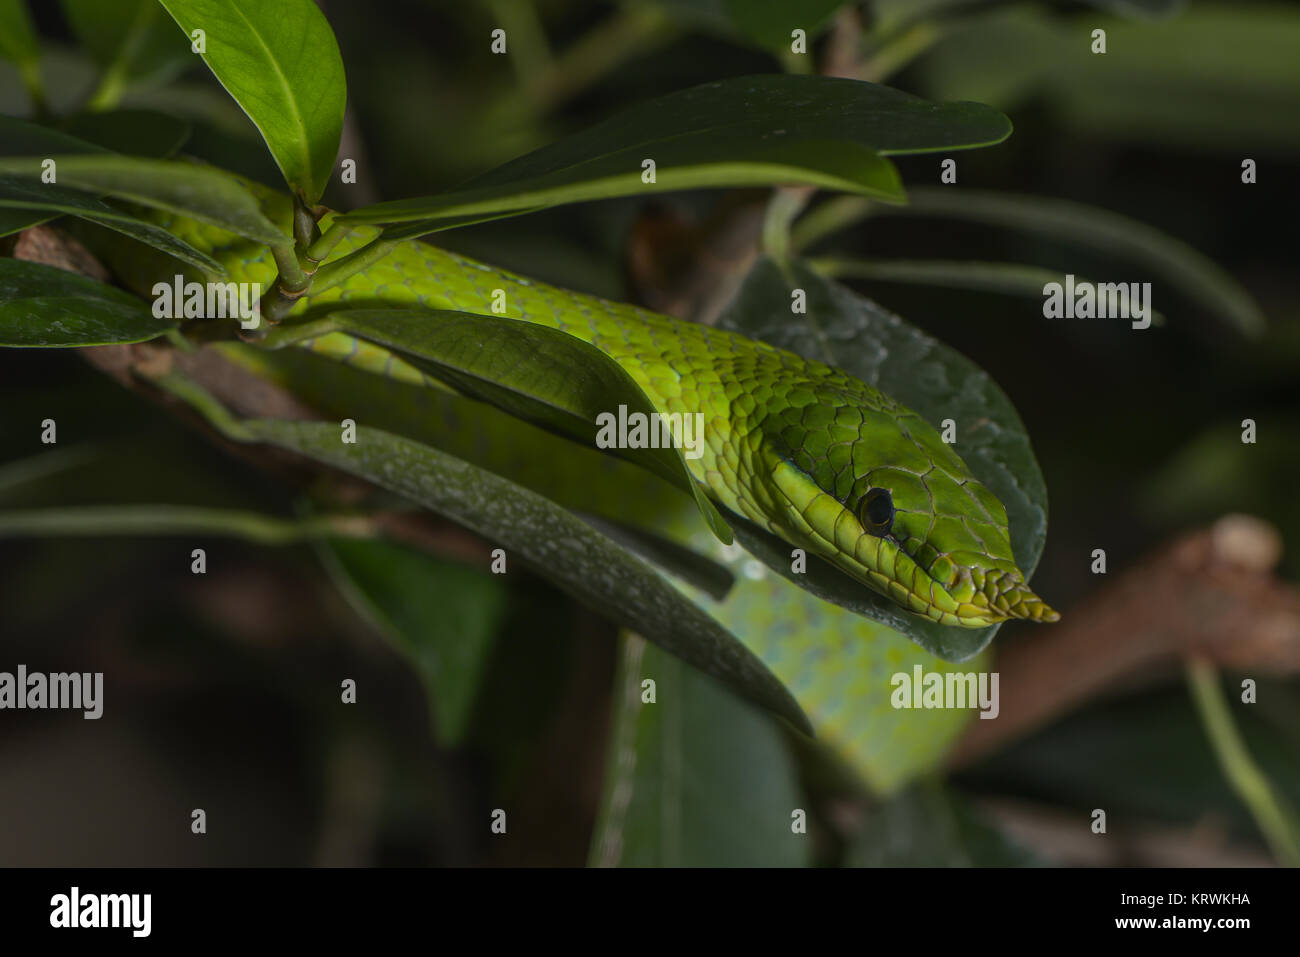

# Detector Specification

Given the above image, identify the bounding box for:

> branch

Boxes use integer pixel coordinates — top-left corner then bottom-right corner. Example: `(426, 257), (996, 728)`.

(950, 515), (1300, 768)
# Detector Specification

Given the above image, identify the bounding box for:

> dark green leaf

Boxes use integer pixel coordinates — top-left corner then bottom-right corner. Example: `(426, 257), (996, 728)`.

(724, 0), (847, 50)
(0, 114), (109, 158)
(319, 536), (507, 747)
(340, 75), (1011, 233)
(285, 308), (732, 543)
(0, 154), (287, 244)
(0, 207), (54, 238)
(61, 0), (191, 82)
(913, 6), (1300, 151)
(880, 188), (1265, 337)
(0, 114), (217, 270)
(810, 257), (1168, 325)
(156, 0), (347, 204)
(590, 635), (810, 866)
(0, 0), (40, 70)
(0, 174), (225, 275)
(717, 257), (1049, 661)
(0, 258), (175, 347)
(59, 109), (192, 158)
(229, 415), (810, 733)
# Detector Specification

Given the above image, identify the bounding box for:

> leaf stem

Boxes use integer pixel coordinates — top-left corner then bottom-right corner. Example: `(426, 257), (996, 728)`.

(1185, 658), (1300, 867)
(305, 220), (354, 265)
(270, 242), (309, 292)
(83, 1), (162, 111)
(310, 235), (401, 294)
(858, 21), (943, 84)
(0, 505), (377, 546)
(789, 195), (875, 253)
(761, 187), (812, 265)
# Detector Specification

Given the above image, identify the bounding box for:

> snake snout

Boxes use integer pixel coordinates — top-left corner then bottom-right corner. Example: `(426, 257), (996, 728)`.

(977, 569), (1060, 623)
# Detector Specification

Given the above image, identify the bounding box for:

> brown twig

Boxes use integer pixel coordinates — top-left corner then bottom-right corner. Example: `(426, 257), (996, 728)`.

(950, 515), (1300, 769)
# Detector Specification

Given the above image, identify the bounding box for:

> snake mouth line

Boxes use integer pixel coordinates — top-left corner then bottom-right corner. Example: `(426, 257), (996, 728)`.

(887, 535), (1058, 624)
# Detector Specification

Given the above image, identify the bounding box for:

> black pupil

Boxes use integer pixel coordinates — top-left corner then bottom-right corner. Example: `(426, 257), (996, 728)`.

(864, 489), (893, 530)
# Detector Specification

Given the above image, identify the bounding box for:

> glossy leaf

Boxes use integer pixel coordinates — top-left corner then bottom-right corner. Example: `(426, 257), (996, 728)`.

(156, 0), (347, 204)
(0, 154), (287, 244)
(717, 257), (1049, 661)
(280, 308), (732, 543)
(0, 258), (175, 347)
(340, 75), (1011, 233)
(589, 635), (810, 866)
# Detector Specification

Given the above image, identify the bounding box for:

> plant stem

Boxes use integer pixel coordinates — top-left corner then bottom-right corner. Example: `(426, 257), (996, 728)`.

(789, 195), (875, 253)
(527, 5), (677, 111)
(83, 1), (161, 111)
(270, 242), (309, 292)
(0, 505), (377, 546)
(1185, 658), (1300, 867)
(858, 21), (943, 83)
(485, 0), (553, 84)
(293, 194), (321, 252)
(305, 221), (355, 265)
(761, 187), (812, 265)
(310, 236), (402, 294)
(148, 370), (254, 441)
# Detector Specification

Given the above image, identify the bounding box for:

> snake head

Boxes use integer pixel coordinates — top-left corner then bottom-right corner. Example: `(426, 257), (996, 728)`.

(762, 383), (1058, 628)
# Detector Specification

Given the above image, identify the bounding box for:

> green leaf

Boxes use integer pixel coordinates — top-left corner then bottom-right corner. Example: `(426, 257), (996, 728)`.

(276, 308), (733, 543)
(0, 174), (226, 275)
(319, 536), (507, 748)
(1080, 0), (1185, 19)
(156, 0), (347, 204)
(808, 256), (1168, 326)
(589, 634), (810, 866)
(61, 0), (192, 81)
(0, 115), (109, 158)
(339, 75), (1011, 233)
(912, 6), (1300, 151)
(0, 154), (287, 244)
(0, 207), (54, 238)
(880, 188), (1266, 337)
(217, 340), (983, 792)
(0, 258), (176, 347)
(723, 0), (847, 50)
(0, 113), (217, 271)
(195, 410), (810, 733)
(0, 0), (40, 70)
(0, 0), (44, 110)
(716, 257), (1049, 661)
(59, 109), (192, 158)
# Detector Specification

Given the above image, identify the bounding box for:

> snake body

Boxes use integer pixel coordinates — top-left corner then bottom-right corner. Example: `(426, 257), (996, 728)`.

(97, 182), (1055, 790)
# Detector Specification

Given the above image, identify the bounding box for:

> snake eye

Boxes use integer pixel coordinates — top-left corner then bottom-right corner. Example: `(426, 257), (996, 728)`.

(859, 487), (895, 536)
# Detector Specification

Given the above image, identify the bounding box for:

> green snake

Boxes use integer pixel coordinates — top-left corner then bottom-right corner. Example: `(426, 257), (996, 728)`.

(93, 180), (1056, 791)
